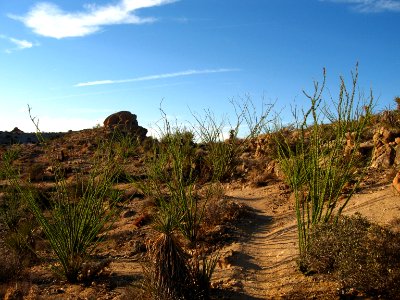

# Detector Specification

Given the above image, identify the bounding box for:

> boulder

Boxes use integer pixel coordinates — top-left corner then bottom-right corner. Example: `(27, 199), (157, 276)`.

(104, 111), (138, 130)
(370, 127), (400, 168)
(103, 111), (148, 140)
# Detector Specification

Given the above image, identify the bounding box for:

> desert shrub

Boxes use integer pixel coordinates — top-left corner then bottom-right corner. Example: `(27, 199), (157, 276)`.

(109, 129), (140, 159)
(303, 214), (400, 298)
(0, 151), (38, 263)
(145, 233), (191, 300)
(301, 214), (369, 274)
(3, 144), (121, 283)
(192, 99), (274, 182)
(4, 220), (36, 264)
(203, 196), (249, 228)
(29, 168), (119, 282)
(140, 110), (220, 299)
(395, 96), (400, 110)
(378, 109), (400, 130)
(276, 65), (374, 260)
(141, 110), (203, 243)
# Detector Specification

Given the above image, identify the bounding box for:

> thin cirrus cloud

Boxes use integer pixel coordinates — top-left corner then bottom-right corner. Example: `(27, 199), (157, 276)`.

(75, 68), (240, 87)
(9, 0), (177, 39)
(0, 34), (38, 53)
(322, 0), (400, 13)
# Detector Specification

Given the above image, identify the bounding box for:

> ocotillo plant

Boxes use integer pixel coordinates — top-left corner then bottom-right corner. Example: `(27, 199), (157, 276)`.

(276, 65), (373, 266)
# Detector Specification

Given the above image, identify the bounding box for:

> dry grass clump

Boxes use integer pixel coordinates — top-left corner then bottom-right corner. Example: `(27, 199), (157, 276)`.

(203, 198), (249, 228)
(377, 109), (400, 130)
(140, 233), (219, 300)
(144, 233), (191, 300)
(199, 185), (251, 245)
(302, 214), (400, 298)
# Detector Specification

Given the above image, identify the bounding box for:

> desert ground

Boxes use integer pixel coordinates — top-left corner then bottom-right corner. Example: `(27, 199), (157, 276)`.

(1, 110), (400, 300)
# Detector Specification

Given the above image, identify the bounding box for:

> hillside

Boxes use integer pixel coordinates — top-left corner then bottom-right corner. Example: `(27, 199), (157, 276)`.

(0, 109), (400, 299)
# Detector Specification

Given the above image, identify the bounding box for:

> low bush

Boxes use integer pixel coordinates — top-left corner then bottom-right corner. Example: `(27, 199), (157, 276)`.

(303, 214), (400, 298)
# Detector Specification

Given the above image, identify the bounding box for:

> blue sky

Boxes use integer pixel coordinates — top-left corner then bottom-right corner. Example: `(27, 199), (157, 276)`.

(0, 0), (399, 133)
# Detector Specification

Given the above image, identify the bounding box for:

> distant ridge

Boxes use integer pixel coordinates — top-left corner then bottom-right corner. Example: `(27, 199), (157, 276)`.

(0, 128), (66, 144)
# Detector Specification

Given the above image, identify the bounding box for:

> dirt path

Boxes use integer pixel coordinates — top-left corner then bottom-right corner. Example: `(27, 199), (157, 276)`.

(212, 182), (400, 299)
(234, 199), (299, 298)
(215, 185), (306, 299)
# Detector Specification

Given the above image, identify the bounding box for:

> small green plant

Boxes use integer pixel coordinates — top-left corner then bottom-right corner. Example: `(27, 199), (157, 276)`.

(28, 105), (47, 144)
(0, 149), (37, 263)
(276, 65), (373, 263)
(192, 98), (274, 182)
(111, 129), (140, 159)
(139, 108), (220, 299)
(2, 138), (121, 282)
(141, 107), (202, 242)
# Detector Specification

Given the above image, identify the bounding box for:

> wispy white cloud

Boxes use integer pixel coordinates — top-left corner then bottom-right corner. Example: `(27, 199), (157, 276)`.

(75, 68), (240, 87)
(0, 34), (38, 53)
(9, 0), (177, 39)
(322, 0), (400, 13)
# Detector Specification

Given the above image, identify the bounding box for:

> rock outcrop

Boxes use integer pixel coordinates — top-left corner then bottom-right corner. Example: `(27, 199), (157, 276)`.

(0, 130), (63, 145)
(104, 111), (138, 130)
(370, 127), (400, 168)
(103, 111), (147, 140)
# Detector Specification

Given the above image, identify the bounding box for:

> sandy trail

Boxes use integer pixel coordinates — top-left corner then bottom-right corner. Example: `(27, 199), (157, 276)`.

(212, 185), (306, 299)
(214, 182), (400, 299)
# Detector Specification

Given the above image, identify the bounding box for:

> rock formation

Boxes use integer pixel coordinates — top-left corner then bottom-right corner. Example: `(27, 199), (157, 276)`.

(103, 111), (148, 140)
(370, 127), (399, 168)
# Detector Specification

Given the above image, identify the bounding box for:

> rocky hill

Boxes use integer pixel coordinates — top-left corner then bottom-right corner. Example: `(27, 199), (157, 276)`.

(0, 110), (399, 299)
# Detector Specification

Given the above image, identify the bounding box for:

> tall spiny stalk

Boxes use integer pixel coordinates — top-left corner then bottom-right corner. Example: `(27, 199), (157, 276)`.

(276, 65), (373, 263)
